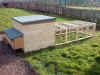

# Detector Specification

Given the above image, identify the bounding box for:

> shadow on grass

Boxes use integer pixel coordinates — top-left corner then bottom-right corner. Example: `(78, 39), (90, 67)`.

(18, 37), (91, 58)
(85, 56), (100, 75)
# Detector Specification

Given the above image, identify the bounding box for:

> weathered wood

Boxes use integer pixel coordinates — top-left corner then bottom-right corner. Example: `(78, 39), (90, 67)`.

(75, 28), (79, 40)
(93, 24), (96, 35)
(65, 28), (68, 41)
(13, 36), (24, 49)
(86, 26), (89, 36)
(3, 34), (24, 49)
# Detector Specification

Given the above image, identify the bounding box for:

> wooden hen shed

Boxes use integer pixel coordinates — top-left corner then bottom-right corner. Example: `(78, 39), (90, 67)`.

(8, 15), (56, 52)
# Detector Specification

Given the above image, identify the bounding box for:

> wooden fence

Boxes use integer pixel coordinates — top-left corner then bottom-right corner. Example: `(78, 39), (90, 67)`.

(0, 1), (100, 26)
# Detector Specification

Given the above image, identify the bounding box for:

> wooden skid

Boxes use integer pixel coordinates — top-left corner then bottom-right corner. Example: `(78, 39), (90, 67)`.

(56, 35), (93, 46)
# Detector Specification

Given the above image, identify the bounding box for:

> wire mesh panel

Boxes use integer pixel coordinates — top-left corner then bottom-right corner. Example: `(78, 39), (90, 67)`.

(55, 20), (96, 45)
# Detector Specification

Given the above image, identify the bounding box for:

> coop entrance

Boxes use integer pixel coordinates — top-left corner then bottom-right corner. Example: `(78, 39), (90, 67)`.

(55, 21), (96, 45)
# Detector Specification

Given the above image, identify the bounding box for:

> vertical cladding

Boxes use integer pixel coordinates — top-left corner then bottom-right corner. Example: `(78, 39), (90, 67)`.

(24, 23), (56, 52)
(13, 20), (56, 52)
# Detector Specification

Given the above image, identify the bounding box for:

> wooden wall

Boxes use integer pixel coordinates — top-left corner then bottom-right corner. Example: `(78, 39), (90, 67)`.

(13, 20), (56, 52)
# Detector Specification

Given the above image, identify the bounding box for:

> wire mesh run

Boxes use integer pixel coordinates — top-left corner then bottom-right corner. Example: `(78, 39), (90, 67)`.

(55, 20), (96, 45)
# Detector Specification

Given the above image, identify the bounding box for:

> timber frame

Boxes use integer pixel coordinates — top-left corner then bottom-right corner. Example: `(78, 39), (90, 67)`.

(55, 20), (96, 45)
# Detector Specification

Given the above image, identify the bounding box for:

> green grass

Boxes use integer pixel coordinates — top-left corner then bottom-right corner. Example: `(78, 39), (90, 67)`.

(56, 32), (86, 44)
(1, 8), (100, 75)
(56, 35), (66, 44)
(0, 8), (37, 31)
(46, 14), (75, 22)
(0, 8), (74, 31)
(23, 32), (100, 75)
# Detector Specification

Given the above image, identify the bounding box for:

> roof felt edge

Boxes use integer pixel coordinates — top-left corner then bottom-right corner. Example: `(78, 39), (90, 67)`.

(4, 28), (23, 40)
(12, 18), (56, 24)
(12, 15), (56, 24)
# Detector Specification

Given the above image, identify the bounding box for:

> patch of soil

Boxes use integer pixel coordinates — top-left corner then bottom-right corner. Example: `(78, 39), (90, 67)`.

(0, 35), (37, 75)
(0, 41), (13, 56)
(0, 55), (37, 75)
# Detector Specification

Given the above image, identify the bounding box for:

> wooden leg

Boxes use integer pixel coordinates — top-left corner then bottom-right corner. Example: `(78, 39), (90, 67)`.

(76, 28), (79, 40)
(93, 24), (96, 36)
(65, 28), (67, 42)
(68, 28), (70, 41)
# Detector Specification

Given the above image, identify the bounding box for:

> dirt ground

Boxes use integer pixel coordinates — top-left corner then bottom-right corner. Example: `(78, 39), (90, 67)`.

(0, 35), (37, 75)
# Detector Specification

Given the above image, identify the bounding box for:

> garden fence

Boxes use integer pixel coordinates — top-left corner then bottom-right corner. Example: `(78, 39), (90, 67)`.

(0, 0), (100, 26)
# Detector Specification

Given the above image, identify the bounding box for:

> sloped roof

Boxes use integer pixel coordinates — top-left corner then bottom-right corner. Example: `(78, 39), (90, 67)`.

(12, 15), (56, 24)
(4, 28), (23, 40)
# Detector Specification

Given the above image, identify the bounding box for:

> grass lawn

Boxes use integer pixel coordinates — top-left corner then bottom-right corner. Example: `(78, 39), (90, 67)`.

(1, 8), (100, 75)
(56, 32), (86, 44)
(23, 32), (100, 75)
(0, 8), (36, 31)
(0, 8), (74, 31)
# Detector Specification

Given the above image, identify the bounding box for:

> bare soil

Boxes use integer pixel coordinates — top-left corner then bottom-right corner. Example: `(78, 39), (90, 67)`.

(0, 35), (37, 75)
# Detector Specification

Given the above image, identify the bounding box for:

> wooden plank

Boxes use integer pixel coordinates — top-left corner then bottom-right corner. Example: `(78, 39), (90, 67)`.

(3, 34), (24, 50)
(56, 35), (93, 46)
(93, 24), (96, 35)
(13, 36), (24, 49)
(75, 28), (79, 40)
(65, 28), (68, 42)
(56, 33), (65, 36)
